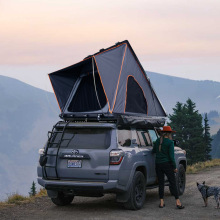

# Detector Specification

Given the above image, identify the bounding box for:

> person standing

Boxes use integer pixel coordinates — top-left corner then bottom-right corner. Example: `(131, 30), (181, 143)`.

(152, 126), (184, 209)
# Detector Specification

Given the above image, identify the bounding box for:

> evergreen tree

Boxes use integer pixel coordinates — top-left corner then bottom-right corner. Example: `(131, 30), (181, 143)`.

(204, 113), (212, 160)
(168, 98), (205, 165)
(211, 129), (220, 158)
(168, 102), (186, 145)
(29, 181), (37, 197)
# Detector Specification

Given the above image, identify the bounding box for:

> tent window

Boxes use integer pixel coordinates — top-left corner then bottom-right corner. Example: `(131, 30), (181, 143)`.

(68, 74), (107, 112)
(125, 76), (148, 114)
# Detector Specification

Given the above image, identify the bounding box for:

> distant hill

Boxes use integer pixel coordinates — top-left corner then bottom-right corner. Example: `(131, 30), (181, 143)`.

(147, 71), (220, 134)
(147, 71), (220, 114)
(0, 75), (59, 200)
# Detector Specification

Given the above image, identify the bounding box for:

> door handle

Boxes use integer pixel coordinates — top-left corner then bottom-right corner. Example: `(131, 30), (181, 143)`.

(143, 153), (147, 156)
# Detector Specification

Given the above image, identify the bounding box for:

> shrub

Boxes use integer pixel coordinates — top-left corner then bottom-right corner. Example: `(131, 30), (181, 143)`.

(186, 159), (220, 174)
(7, 193), (29, 204)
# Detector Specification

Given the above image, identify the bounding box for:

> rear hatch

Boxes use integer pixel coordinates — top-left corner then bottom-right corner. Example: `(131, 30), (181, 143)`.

(45, 123), (115, 181)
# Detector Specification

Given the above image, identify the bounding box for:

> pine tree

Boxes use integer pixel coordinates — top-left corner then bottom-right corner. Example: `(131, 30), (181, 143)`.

(168, 102), (186, 145)
(168, 98), (205, 165)
(29, 181), (37, 197)
(204, 113), (212, 160)
(211, 129), (220, 158)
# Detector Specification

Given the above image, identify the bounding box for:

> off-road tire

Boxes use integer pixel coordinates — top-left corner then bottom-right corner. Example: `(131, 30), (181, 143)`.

(51, 192), (74, 206)
(123, 171), (146, 210)
(169, 164), (186, 196)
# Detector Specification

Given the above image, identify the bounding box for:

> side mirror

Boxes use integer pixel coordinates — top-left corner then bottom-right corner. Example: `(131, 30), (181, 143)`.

(173, 140), (179, 146)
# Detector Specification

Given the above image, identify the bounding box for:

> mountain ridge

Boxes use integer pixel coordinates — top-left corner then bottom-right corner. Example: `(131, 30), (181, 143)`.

(146, 71), (220, 115)
(0, 75), (59, 200)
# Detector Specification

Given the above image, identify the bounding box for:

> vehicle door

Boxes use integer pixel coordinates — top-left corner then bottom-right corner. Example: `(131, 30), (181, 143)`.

(136, 129), (157, 184)
(147, 129), (158, 181)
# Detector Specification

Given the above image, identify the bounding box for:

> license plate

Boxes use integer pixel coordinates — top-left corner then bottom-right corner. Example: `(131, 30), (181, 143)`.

(67, 160), (82, 168)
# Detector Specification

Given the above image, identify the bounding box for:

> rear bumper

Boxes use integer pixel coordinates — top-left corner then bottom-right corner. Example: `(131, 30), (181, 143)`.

(38, 178), (122, 194)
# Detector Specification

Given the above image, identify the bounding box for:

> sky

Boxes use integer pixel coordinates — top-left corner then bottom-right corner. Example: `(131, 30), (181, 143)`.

(0, 0), (220, 92)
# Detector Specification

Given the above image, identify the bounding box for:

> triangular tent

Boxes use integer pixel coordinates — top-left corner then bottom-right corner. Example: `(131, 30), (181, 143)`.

(49, 40), (167, 119)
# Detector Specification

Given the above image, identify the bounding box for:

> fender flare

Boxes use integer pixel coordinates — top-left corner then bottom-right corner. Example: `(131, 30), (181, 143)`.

(116, 161), (147, 203)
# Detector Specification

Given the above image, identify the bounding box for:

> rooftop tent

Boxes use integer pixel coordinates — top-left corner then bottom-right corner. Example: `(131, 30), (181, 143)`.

(49, 40), (167, 118)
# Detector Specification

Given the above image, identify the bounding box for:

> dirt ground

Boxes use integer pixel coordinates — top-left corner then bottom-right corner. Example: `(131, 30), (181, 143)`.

(1, 166), (220, 220)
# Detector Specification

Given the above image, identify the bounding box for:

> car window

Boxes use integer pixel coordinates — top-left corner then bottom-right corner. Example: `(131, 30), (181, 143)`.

(142, 132), (151, 146)
(136, 130), (151, 146)
(49, 128), (112, 149)
(148, 129), (158, 144)
(117, 129), (132, 147)
(136, 130), (145, 146)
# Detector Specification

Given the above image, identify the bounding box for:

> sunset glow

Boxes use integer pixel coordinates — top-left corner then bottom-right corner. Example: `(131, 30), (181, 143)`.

(0, 0), (220, 90)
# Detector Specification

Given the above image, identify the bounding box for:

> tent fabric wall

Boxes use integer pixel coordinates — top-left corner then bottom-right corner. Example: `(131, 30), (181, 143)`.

(94, 43), (127, 112)
(49, 73), (78, 111)
(49, 58), (94, 111)
(94, 43), (166, 116)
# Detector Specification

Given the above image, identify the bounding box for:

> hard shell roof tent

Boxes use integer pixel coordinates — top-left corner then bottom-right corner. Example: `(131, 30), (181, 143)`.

(49, 40), (167, 125)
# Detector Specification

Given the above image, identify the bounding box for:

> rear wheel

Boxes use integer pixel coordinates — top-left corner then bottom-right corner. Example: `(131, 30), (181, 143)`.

(123, 171), (146, 210)
(169, 164), (186, 196)
(51, 192), (74, 206)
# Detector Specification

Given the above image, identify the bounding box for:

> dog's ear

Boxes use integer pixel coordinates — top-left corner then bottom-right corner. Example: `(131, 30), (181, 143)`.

(196, 182), (199, 186)
(203, 181), (205, 185)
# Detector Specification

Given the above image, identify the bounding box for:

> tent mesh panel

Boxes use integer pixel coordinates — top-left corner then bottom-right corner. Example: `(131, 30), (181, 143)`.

(68, 74), (107, 112)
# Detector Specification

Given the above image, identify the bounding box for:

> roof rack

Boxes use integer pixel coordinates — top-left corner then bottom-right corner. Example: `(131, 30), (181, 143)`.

(59, 113), (165, 128)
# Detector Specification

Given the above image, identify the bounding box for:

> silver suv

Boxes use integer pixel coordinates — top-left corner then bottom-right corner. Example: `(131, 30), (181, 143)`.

(37, 119), (186, 210)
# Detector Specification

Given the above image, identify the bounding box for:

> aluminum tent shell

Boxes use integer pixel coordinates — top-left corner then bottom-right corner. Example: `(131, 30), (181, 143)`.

(49, 40), (167, 118)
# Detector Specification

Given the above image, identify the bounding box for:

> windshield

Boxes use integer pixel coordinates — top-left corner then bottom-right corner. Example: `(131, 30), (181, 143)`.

(49, 128), (112, 149)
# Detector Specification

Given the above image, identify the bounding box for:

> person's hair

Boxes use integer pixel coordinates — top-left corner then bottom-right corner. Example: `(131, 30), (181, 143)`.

(159, 132), (173, 151)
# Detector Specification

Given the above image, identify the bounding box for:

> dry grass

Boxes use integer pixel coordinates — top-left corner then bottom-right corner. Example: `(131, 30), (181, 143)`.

(35, 188), (47, 197)
(0, 188), (47, 207)
(186, 159), (220, 174)
(7, 194), (30, 204)
(0, 194), (30, 207)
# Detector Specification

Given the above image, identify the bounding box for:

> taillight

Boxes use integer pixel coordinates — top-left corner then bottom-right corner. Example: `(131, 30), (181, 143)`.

(110, 149), (124, 165)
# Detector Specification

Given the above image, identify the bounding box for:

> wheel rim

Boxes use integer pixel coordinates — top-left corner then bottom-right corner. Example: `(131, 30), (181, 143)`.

(135, 177), (144, 203)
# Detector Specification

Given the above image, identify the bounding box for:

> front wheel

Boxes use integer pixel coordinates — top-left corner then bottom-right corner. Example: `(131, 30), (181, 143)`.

(123, 171), (146, 210)
(176, 164), (186, 195)
(169, 164), (186, 196)
(51, 192), (74, 206)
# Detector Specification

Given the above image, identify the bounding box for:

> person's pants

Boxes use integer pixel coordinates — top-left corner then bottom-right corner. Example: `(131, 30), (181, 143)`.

(156, 162), (179, 200)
